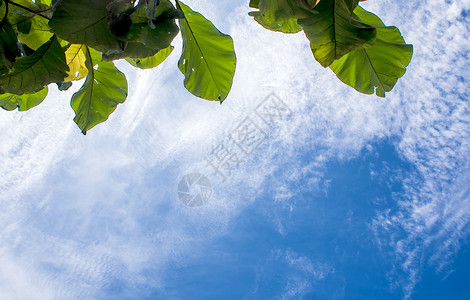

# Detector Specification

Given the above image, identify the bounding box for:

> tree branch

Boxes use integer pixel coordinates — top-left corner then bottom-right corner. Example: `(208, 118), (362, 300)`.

(5, 0), (51, 20)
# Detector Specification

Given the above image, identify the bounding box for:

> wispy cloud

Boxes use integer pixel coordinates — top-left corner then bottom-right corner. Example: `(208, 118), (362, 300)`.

(365, 0), (470, 297)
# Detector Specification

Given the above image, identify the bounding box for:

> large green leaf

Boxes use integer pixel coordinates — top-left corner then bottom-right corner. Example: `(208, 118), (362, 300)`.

(49, 0), (123, 53)
(329, 6), (413, 97)
(176, 1), (236, 102)
(125, 45), (173, 69)
(299, 0), (376, 67)
(0, 35), (68, 94)
(8, 0), (54, 50)
(71, 47), (128, 134)
(0, 86), (48, 111)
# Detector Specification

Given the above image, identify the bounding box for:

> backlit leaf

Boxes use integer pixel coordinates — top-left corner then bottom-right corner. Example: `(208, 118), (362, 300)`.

(8, 0), (53, 50)
(64, 44), (88, 82)
(299, 0), (376, 67)
(248, 0), (320, 33)
(125, 45), (173, 69)
(71, 47), (128, 134)
(329, 6), (413, 97)
(0, 86), (48, 111)
(176, 1), (236, 102)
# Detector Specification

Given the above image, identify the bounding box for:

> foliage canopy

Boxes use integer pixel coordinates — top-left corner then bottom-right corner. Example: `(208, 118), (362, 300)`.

(0, 0), (412, 134)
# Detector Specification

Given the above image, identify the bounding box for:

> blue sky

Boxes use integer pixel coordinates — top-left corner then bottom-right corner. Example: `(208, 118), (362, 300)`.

(0, 0), (470, 299)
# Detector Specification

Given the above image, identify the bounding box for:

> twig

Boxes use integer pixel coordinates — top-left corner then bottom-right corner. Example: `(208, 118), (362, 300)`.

(5, 0), (51, 20)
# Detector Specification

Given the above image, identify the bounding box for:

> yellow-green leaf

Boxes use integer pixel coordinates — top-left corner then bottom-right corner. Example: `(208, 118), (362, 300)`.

(64, 44), (88, 82)
(125, 45), (174, 69)
(0, 86), (48, 111)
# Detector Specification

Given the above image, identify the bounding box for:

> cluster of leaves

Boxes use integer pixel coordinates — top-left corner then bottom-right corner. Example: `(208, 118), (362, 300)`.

(249, 0), (413, 97)
(0, 0), (236, 134)
(0, 0), (412, 135)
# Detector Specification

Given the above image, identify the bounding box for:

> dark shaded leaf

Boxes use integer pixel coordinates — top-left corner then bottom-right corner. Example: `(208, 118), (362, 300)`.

(102, 41), (159, 61)
(0, 35), (68, 94)
(0, 24), (18, 70)
(141, 20), (178, 50)
(57, 81), (72, 91)
(145, 0), (160, 27)
(106, 0), (135, 38)
(17, 19), (32, 34)
(127, 0), (180, 50)
(49, 0), (123, 53)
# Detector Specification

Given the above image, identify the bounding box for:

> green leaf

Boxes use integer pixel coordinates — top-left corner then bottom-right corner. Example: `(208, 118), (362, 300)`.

(71, 47), (128, 134)
(249, 0), (322, 33)
(249, 0), (260, 8)
(131, 0), (184, 25)
(49, 0), (123, 54)
(125, 45), (173, 69)
(0, 86), (48, 111)
(0, 35), (68, 94)
(176, 1), (236, 102)
(56, 81), (72, 91)
(145, 0), (159, 26)
(140, 20), (179, 50)
(0, 24), (18, 72)
(299, 0), (376, 67)
(329, 6), (413, 97)
(35, 0), (53, 6)
(17, 19), (32, 34)
(102, 41), (159, 61)
(106, 0), (135, 38)
(7, 0), (53, 50)
(249, 2), (302, 34)
(249, 11), (302, 34)
(102, 0), (180, 61)
(127, 0), (181, 50)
